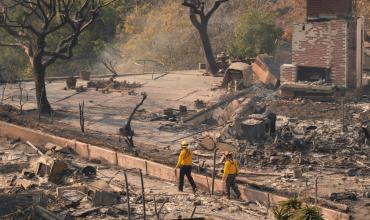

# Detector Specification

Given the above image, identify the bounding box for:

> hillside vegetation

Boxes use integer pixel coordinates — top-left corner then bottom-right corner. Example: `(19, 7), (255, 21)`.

(1, 0), (369, 78)
(117, 0), (306, 72)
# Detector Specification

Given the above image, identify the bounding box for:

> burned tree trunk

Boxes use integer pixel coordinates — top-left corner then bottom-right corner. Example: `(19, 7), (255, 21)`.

(0, 0), (116, 115)
(183, 0), (229, 75)
(120, 93), (147, 151)
(33, 59), (52, 114)
(197, 24), (218, 74)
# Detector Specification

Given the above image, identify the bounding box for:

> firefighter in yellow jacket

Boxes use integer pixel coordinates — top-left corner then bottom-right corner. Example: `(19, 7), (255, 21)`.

(222, 152), (241, 199)
(175, 140), (197, 193)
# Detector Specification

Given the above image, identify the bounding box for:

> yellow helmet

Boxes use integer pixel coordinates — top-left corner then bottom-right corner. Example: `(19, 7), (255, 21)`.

(180, 140), (189, 147)
(225, 152), (233, 158)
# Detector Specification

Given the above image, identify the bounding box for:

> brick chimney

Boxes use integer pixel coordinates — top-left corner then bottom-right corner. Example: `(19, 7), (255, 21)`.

(307, 0), (353, 19)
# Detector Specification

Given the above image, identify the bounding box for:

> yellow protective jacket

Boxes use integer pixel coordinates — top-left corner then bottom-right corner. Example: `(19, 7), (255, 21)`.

(223, 159), (239, 179)
(175, 148), (192, 168)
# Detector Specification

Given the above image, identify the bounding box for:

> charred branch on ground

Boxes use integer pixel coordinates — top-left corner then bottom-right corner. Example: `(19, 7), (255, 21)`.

(119, 92), (147, 151)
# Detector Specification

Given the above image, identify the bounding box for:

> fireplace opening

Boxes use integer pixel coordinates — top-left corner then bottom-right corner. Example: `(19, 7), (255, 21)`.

(296, 66), (330, 83)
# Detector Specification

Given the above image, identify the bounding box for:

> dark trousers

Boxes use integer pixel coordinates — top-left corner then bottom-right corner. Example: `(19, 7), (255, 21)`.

(178, 166), (197, 191)
(225, 174), (241, 199)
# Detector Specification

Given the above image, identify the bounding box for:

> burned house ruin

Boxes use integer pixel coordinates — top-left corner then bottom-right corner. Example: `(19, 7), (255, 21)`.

(280, 0), (365, 98)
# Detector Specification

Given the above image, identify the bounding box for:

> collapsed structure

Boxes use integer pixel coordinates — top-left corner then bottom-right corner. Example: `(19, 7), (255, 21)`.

(280, 0), (365, 98)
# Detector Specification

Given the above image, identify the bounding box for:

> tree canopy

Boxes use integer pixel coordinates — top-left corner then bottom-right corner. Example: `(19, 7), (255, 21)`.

(228, 1), (283, 58)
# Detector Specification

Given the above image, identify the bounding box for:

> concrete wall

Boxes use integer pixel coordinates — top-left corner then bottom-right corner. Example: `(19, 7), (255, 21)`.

(0, 121), (350, 220)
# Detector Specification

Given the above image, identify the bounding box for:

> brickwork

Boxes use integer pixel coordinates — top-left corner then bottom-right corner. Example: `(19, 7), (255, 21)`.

(307, 0), (352, 18)
(292, 22), (332, 68)
(330, 20), (348, 86)
(291, 20), (356, 87)
(347, 20), (357, 89)
(280, 64), (297, 83)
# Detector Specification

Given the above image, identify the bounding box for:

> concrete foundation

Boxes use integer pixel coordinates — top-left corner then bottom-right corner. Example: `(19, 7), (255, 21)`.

(0, 121), (350, 220)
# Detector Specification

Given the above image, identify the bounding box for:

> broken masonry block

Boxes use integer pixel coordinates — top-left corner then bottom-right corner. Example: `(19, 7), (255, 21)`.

(35, 156), (67, 184)
(87, 180), (121, 206)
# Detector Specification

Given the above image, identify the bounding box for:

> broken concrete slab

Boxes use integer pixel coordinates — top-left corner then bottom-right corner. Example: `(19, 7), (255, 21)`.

(57, 181), (120, 207)
(330, 192), (358, 202)
(61, 189), (87, 204)
(16, 178), (37, 189)
(198, 136), (216, 151)
(72, 207), (100, 217)
(56, 185), (88, 198)
(45, 142), (72, 154)
(87, 180), (121, 206)
(184, 89), (256, 125)
(252, 54), (280, 87)
(280, 82), (336, 99)
(220, 100), (241, 122)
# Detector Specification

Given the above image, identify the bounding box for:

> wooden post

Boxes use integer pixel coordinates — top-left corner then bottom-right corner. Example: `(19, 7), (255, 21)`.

(211, 148), (218, 195)
(315, 176), (319, 205)
(145, 161), (148, 175)
(342, 97), (345, 132)
(265, 193), (270, 220)
(190, 206), (197, 218)
(26, 141), (44, 156)
(79, 100), (85, 133)
(124, 171), (131, 220)
(140, 169), (146, 220)
(154, 195), (159, 220)
(205, 175), (211, 196)
(157, 198), (169, 219)
(143, 60), (146, 74)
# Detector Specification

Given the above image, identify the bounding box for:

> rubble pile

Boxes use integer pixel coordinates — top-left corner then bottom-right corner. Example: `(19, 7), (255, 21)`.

(196, 109), (369, 173)
(0, 137), (270, 219)
(186, 89), (369, 196)
(87, 79), (142, 93)
(0, 138), (130, 219)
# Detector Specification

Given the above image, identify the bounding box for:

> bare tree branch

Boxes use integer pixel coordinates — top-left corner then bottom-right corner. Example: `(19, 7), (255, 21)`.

(101, 58), (118, 76)
(182, 0), (227, 75)
(0, 0), (117, 114)
(184, 0), (228, 25)
(189, 8), (201, 29)
(205, 0), (228, 20)
(0, 41), (22, 47)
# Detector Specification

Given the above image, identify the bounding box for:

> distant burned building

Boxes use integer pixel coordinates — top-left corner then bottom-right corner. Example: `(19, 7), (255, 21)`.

(280, 0), (365, 98)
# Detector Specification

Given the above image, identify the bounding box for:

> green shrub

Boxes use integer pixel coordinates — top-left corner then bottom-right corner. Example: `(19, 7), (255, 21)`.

(229, 0), (283, 58)
(292, 205), (324, 220)
(273, 197), (302, 220)
(273, 198), (324, 220)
